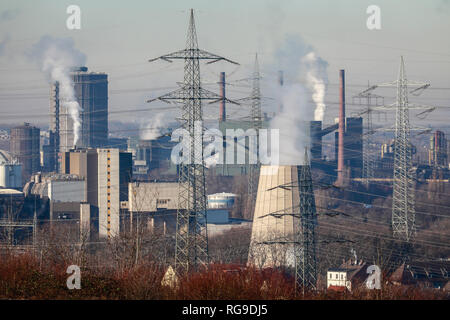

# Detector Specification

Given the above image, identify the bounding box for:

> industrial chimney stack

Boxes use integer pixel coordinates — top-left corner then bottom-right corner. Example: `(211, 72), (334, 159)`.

(219, 72), (226, 122)
(337, 69), (346, 185)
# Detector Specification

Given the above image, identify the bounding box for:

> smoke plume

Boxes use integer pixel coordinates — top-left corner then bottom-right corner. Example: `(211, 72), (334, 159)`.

(268, 35), (328, 165)
(302, 51), (328, 121)
(29, 36), (86, 147)
(140, 113), (166, 140)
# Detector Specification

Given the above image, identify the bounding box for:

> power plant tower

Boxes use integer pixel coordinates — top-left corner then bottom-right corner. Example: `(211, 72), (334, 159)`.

(248, 165), (300, 269)
(248, 154), (318, 292)
(148, 9), (239, 274)
(247, 54), (262, 204)
(51, 67), (108, 155)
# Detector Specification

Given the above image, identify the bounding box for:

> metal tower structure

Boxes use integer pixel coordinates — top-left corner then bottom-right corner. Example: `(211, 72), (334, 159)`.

(247, 54), (263, 201)
(353, 83), (384, 186)
(148, 9), (239, 274)
(295, 150), (318, 293)
(392, 57), (416, 242)
(368, 57), (433, 242)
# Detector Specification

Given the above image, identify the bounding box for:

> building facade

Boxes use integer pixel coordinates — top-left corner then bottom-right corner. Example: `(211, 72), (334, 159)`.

(61, 148), (132, 238)
(10, 123), (40, 183)
(51, 67), (108, 157)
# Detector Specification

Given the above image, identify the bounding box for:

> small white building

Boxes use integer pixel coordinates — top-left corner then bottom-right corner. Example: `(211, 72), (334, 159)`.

(327, 260), (369, 292)
(327, 269), (352, 291)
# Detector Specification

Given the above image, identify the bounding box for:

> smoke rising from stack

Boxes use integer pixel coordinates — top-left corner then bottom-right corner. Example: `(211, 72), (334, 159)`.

(29, 35), (86, 147)
(139, 113), (166, 140)
(269, 35), (328, 165)
(302, 51), (328, 121)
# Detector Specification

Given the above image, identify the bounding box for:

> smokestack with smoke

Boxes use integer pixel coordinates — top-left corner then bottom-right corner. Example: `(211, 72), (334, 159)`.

(268, 35), (328, 165)
(29, 35), (86, 147)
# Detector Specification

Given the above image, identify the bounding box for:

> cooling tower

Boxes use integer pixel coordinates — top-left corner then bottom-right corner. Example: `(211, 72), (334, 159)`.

(248, 165), (300, 269)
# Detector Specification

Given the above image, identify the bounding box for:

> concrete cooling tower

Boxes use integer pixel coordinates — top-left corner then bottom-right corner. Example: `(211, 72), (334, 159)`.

(248, 165), (300, 269)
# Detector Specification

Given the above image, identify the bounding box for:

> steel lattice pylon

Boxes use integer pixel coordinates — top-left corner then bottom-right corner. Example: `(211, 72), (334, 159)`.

(391, 57), (416, 242)
(247, 54), (263, 201)
(148, 9), (239, 274)
(295, 150), (318, 293)
(353, 83), (384, 186)
(363, 57), (433, 243)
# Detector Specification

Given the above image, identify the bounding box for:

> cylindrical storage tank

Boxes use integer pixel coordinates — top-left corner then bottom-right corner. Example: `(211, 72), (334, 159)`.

(207, 192), (237, 209)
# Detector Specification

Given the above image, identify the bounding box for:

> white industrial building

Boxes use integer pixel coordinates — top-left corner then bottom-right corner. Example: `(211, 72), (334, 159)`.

(47, 177), (86, 202)
(128, 182), (181, 212)
(0, 163), (22, 189)
(0, 149), (22, 189)
(97, 148), (120, 238)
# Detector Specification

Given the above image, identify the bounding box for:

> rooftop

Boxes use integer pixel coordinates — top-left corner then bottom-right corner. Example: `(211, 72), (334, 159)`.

(0, 188), (23, 195)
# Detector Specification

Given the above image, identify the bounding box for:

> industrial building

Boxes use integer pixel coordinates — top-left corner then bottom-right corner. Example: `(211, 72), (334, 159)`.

(25, 172), (88, 233)
(127, 181), (180, 234)
(60, 148), (132, 238)
(429, 130), (448, 167)
(127, 135), (176, 178)
(10, 123), (40, 183)
(214, 118), (270, 176)
(0, 150), (22, 189)
(49, 67), (108, 171)
(207, 192), (237, 209)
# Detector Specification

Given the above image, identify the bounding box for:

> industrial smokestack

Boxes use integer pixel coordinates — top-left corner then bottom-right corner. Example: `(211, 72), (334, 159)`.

(337, 69), (345, 185)
(219, 72), (226, 122)
(278, 70), (284, 114)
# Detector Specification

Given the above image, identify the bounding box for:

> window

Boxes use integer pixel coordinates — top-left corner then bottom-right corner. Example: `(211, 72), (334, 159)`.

(336, 273), (338, 279)
(329, 273), (332, 279)
(341, 274), (343, 280)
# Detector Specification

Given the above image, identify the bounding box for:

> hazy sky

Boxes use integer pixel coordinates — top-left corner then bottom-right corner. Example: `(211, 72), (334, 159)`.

(0, 0), (449, 134)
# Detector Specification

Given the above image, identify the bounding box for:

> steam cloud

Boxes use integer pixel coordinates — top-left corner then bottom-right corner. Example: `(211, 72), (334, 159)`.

(302, 51), (328, 121)
(269, 35), (328, 165)
(29, 36), (86, 147)
(140, 113), (166, 140)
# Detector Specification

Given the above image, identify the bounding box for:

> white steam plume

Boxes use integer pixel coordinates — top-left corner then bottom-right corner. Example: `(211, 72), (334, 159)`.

(140, 113), (166, 140)
(303, 52), (328, 121)
(29, 36), (86, 147)
(267, 35), (328, 165)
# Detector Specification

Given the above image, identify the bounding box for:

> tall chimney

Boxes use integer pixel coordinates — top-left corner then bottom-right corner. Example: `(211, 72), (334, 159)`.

(278, 70), (284, 113)
(278, 70), (284, 86)
(219, 72), (226, 122)
(337, 69), (345, 185)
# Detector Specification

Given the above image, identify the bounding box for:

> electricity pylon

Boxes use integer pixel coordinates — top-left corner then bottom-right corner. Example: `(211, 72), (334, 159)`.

(353, 83), (384, 186)
(247, 54), (263, 202)
(368, 56), (433, 242)
(148, 9), (239, 274)
(295, 149), (318, 294)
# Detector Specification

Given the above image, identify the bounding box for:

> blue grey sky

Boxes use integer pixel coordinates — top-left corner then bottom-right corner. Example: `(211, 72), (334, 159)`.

(0, 0), (449, 130)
